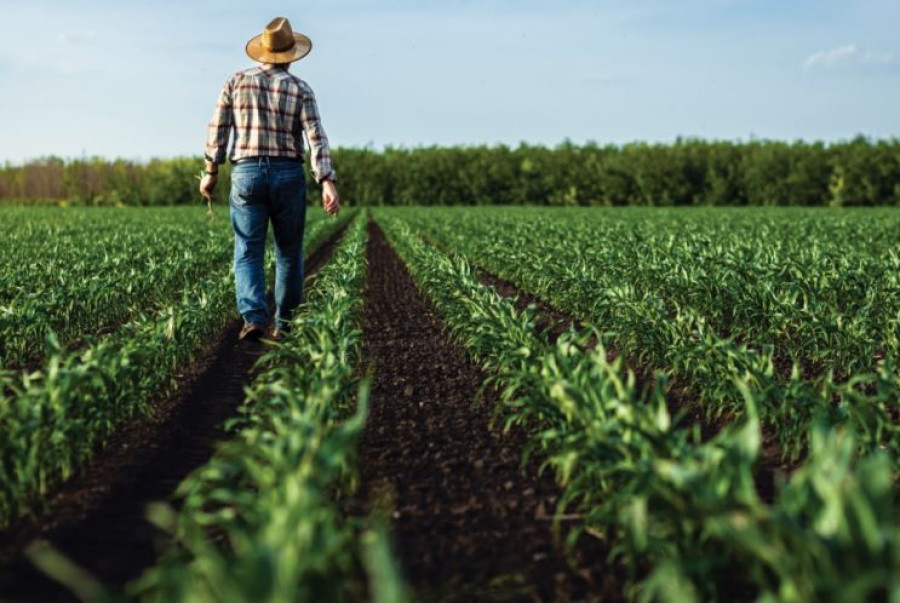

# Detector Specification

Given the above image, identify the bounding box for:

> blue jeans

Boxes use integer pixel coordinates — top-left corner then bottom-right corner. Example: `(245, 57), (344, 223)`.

(229, 158), (307, 331)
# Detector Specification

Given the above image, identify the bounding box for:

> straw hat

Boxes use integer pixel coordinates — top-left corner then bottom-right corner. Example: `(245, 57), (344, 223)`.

(245, 17), (312, 64)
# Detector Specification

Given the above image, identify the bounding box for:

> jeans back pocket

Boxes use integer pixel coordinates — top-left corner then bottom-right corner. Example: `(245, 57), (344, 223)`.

(230, 172), (257, 207)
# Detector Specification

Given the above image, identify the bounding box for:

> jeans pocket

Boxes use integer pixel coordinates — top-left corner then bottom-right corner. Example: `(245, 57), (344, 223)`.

(271, 167), (306, 208)
(230, 173), (256, 207)
(272, 166), (304, 189)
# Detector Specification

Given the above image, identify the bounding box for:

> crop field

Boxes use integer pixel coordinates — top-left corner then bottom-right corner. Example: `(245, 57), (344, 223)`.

(1, 205), (899, 602)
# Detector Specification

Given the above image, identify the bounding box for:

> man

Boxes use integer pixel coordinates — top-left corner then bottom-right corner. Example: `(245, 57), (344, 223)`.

(199, 17), (340, 342)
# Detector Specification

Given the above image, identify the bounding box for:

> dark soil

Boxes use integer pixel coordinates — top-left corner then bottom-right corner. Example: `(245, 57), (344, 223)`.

(355, 221), (620, 602)
(0, 222), (348, 602)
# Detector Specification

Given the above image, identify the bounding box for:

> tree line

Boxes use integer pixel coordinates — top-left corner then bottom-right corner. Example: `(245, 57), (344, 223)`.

(1, 137), (898, 206)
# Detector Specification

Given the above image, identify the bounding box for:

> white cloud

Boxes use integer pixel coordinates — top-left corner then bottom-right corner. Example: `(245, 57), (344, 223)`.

(804, 44), (898, 71)
(859, 49), (899, 66)
(804, 44), (857, 70)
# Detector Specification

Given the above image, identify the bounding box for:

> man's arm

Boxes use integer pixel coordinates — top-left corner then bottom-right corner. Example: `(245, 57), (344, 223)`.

(199, 78), (234, 201)
(299, 84), (340, 215)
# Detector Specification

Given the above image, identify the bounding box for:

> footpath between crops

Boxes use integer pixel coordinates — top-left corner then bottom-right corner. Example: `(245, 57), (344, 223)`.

(354, 220), (618, 601)
(0, 220), (350, 602)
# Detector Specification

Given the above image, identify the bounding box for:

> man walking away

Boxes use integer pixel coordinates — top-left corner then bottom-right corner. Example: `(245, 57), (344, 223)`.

(199, 17), (340, 342)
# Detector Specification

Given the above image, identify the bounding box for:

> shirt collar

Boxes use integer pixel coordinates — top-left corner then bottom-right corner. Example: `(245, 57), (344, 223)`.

(260, 63), (288, 74)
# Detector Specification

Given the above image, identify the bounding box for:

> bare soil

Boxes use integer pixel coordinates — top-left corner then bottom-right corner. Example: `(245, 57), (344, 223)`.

(354, 221), (620, 602)
(0, 223), (347, 602)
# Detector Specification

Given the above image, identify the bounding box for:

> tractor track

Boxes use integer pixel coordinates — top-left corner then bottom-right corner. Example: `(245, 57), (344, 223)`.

(354, 220), (618, 602)
(0, 219), (349, 602)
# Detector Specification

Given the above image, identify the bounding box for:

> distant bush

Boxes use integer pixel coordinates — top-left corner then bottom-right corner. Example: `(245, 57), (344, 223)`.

(2, 137), (898, 206)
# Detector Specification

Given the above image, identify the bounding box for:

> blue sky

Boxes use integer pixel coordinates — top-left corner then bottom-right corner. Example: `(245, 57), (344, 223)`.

(0, 0), (898, 163)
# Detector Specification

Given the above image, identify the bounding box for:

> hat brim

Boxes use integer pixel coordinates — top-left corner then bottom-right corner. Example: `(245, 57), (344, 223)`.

(245, 32), (312, 64)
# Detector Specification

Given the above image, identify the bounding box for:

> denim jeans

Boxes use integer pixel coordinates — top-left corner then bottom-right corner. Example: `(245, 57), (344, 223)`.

(229, 158), (307, 331)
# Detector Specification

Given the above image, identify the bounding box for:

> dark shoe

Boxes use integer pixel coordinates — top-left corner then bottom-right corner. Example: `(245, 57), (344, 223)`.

(239, 322), (266, 341)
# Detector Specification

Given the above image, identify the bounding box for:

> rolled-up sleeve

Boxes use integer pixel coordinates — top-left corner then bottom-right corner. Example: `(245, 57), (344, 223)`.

(299, 85), (335, 183)
(204, 78), (234, 165)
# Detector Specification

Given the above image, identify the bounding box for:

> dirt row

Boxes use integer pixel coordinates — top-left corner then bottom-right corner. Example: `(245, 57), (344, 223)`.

(0, 223), (349, 602)
(354, 221), (619, 601)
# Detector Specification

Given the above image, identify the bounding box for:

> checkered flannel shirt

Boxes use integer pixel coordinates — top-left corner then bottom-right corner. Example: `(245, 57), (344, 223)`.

(204, 64), (335, 183)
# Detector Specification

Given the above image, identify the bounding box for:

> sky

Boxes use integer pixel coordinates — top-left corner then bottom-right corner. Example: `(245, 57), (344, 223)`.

(0, 0), (898, 163)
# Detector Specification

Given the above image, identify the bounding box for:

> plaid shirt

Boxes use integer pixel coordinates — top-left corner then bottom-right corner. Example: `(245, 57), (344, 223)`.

(205, 64), (335, 183)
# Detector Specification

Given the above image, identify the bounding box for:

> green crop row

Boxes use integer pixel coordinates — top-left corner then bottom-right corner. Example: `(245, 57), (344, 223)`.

(0, 212), (352, 530)
(398, 207), (900, 373)
(395, 207), (900, 462)
(375, 213), (900, 602)
(0, 208), (236, 368)
(3, 137), (900, 207)
(133, 215), (407, 603)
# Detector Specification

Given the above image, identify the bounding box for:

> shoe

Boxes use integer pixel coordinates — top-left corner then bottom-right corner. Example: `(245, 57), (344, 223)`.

(268, 327), (289, 342)
(239, 322), (266, 341)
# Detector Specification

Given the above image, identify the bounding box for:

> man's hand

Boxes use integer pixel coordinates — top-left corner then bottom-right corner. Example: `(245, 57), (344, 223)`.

(322, 179), (340, 215)
(199, 173), (218, 203)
